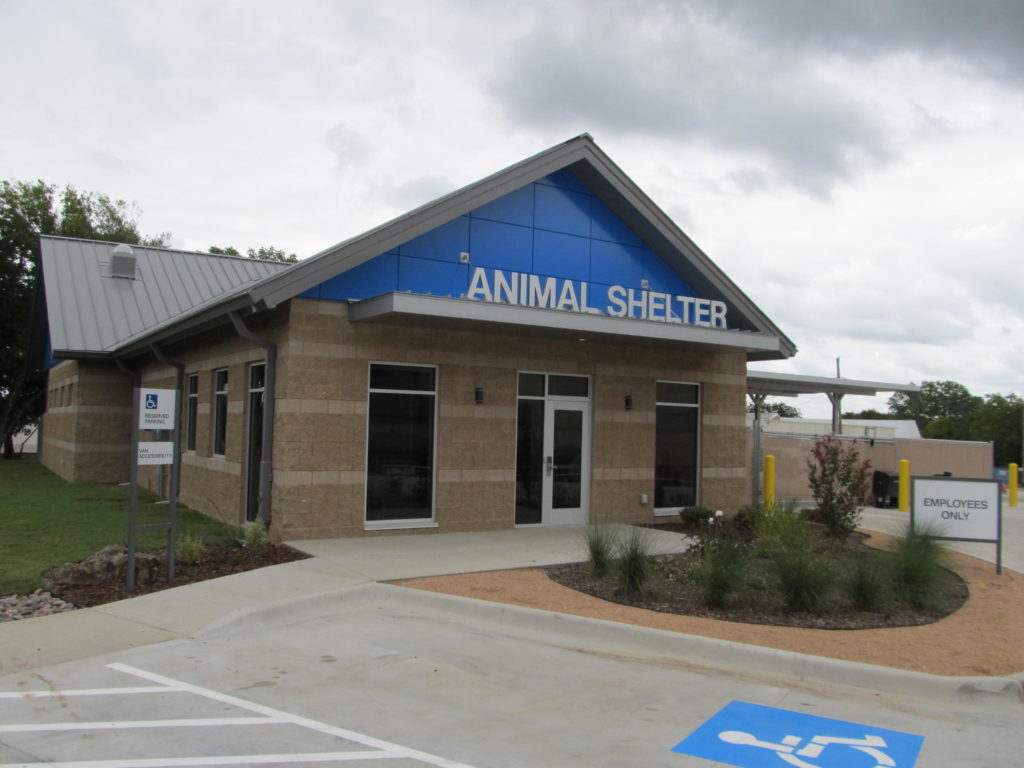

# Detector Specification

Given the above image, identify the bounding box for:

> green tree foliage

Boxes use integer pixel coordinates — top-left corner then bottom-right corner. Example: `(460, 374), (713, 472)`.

(209, 245), (298, 263)
(968, 394), (1022, 467)
(0, 181), (169, 458)
(747, 400), (802, 418)
(888, 380), (983, 430)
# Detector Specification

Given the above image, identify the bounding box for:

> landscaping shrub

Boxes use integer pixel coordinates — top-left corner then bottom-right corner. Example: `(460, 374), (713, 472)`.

(772, 545), (834, 613)
(678, 505), (716, 529)
(617, 526), (652, 600)
(176, 530), (206, 567)
(807, 436), (872, 539)
(846, 553), (886, 612)
(748, 499), (809, 548)
(584, 524), (617, 579)
(890, 524), (947, 609)
(694, 539), (744, 608)
(241, 519), (271, 552)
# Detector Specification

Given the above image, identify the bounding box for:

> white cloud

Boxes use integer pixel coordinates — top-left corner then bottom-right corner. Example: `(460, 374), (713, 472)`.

(1, 0), (1021, 412)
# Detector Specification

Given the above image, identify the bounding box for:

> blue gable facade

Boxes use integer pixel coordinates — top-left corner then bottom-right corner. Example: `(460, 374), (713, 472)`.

(300, 169), (719, 325)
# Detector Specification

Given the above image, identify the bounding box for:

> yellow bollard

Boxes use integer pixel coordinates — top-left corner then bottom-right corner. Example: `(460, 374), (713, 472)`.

(898, 459), (910, 512)
(764, 454), (775, 508)
(1010, 463), (1019, 508)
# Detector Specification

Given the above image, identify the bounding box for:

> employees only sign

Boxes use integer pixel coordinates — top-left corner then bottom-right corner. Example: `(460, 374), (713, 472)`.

(911, 477), (1000, 543)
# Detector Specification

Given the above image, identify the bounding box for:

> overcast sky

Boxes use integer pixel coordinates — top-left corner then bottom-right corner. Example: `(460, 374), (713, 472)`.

(3, 0), (1021, 418)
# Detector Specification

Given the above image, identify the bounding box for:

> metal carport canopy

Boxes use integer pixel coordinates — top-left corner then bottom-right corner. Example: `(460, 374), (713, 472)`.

(745, 370), (920, 505)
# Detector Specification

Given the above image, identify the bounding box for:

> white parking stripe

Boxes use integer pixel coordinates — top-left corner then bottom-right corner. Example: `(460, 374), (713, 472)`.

(0, 686), (174, 699)
(0, 715), (288, 732)
(108, 663), (479, 768)
(0, 752), (395, 768)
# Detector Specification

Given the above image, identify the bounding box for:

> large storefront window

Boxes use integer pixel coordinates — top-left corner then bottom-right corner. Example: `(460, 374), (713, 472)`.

(655, 381), (700, 510)
(366, 364), (437, 522)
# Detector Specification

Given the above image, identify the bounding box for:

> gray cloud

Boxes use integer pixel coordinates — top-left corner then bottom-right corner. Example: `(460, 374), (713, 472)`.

(490, 3), (893, 198)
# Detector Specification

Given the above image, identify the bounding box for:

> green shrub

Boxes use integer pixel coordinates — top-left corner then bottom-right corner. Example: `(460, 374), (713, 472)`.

(617, 526), (652, 600)
(176, 530), (206, 567)
(772, 546), (834, 613)
(749, 499), (809, 548)
(241, 519), (271, 552)
(694, 539), (744, 608)
(584, 524), (617, 579)
(807, 436), (872, 539)
(890, 524), (946, 609)
(678, 506), (716, 528)
(846, 554), (886, 612)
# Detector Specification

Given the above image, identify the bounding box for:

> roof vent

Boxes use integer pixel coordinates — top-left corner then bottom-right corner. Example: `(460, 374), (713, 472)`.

(110, 244), (137, 279)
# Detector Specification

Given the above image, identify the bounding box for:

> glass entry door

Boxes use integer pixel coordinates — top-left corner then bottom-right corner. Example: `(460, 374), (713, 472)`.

(542, 400), (589, 525)
(515, 373), (591, 526)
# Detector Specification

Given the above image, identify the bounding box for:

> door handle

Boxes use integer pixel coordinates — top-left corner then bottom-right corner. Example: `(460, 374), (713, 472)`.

(545, 455), (553, 476)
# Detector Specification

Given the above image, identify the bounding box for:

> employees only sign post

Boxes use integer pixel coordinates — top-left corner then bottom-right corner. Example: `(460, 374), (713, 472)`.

(911, 476), (1002, 574)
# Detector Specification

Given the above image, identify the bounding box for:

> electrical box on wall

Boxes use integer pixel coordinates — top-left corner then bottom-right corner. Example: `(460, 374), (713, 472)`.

(640, 494), (648, 505)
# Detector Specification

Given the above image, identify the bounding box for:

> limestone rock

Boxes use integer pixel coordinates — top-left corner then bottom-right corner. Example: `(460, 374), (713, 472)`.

(42, 545), (160, 589)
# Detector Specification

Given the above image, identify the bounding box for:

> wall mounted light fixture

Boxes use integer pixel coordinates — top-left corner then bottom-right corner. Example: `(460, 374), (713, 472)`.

(475, 387), (485, 405)
(624, 394), (633, 411)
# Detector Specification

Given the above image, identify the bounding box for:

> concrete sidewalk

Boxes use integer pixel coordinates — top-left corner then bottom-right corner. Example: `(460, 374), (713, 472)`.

(0, 525), (686, 675)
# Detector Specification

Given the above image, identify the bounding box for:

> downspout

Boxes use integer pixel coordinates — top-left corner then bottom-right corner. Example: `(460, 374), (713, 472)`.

(228, 310), (276, 528)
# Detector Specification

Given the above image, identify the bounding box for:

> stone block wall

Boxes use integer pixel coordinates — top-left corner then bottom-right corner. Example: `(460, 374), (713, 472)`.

(272, 298), (749, 540)
(41, 360), (133, 483)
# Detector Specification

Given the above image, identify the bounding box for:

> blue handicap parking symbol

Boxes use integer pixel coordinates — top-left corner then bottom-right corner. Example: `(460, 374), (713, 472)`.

(673, 700), (923, 768)
(145, 393), (159, 410)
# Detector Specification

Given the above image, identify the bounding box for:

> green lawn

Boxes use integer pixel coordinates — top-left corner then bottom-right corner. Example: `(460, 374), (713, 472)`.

(0, 459), (242, 595)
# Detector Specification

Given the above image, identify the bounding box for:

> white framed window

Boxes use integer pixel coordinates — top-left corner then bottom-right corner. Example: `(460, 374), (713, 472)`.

(365, 363), (438, 528)
(212, 368), (229, 457)
(654, 381), (701, 514)
(185, 373), (199, 452)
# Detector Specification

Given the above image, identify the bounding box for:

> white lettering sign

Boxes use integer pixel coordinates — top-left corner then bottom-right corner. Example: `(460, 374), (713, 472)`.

(138, 441), (175, 466)
(912, 478), (1000, 542)
(137, 388), (177, 430)
(465, 267), (728, 328)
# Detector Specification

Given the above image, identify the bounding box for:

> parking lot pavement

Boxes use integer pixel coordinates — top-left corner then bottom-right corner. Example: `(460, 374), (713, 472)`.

(1, 585), (1020, 768)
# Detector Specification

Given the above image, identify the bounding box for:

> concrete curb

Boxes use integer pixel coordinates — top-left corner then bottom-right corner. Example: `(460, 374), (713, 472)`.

(194, 580), (1024, 710)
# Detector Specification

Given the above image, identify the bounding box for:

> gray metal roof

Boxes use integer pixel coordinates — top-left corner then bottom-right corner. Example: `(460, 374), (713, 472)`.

(746, 370), (920, 397)
(41, 236), (292, 356)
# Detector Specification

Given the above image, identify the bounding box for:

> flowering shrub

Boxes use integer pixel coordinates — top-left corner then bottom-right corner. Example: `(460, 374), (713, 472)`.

(807, 436), (872, 539)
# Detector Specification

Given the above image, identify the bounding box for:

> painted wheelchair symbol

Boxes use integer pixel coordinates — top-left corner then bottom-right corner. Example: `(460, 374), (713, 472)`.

(719, 729), (896, 768)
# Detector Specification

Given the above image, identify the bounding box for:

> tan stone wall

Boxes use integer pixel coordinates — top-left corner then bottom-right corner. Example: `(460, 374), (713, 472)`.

(273, 298), (749, 539)
(41, 360), (132, 483)
(748, 431), (993, 504)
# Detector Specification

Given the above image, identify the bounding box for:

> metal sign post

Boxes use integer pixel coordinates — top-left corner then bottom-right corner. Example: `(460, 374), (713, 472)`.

(126, 387), (179, 590)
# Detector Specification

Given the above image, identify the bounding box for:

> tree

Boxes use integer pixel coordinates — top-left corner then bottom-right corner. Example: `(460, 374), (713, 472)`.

(209, 245), (298, 263)
(747, 400), (802, 418)
(888, 380), (982, 430)
(842, 408), (897, 420)
(0, 181), (169, 458)
(967, 394), (1022, 467)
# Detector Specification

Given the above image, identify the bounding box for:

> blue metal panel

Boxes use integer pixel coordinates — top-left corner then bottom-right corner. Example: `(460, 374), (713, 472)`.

(590, 197), (643, 247)
(470, 184), (533, 227)
(301, 167), (711, 311)
(398, 216), (470, 262)
(398, 257), (469, 297)
(534, 184), (591, 238)
(533, 230), (590, 280)
(537, 169), (590, 194)
(643, 251), (697, 296)
(590, 239), (644, 285)
(469, 218), (534, 272)
(308, 252), (399, 301)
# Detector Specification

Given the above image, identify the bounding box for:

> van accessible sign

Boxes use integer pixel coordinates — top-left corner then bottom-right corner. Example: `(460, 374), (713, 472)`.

(465, 266), (729, 327)
(912, 476), (1002, 573)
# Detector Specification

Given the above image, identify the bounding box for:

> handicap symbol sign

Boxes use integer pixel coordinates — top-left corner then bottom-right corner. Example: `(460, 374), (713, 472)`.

(673, 701), (923, 768)
(145, 393), (159, 410)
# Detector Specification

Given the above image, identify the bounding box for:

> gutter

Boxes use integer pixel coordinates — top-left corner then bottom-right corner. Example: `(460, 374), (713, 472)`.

(228, 311), (276, 528)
